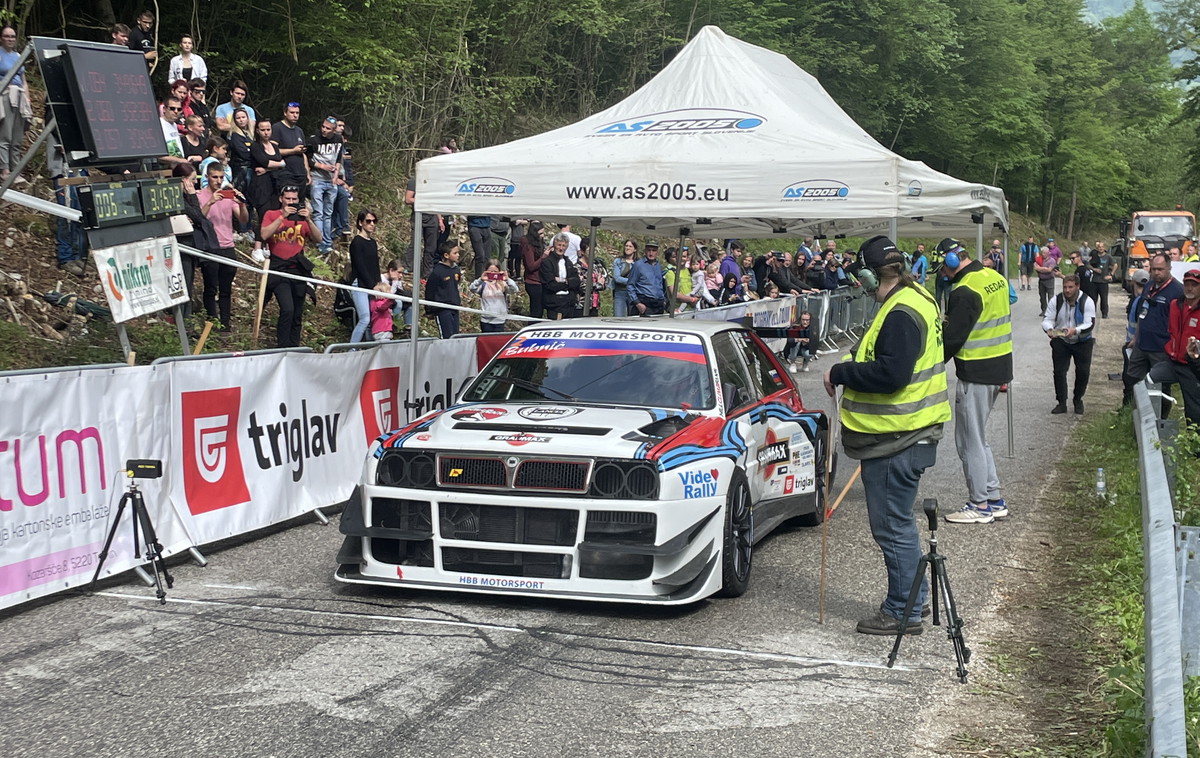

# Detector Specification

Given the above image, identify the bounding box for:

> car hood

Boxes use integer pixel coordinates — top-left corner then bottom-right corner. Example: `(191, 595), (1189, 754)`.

(397, 403), (699, 458)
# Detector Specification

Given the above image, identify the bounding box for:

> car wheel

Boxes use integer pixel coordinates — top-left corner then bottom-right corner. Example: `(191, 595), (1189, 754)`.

(716, 470), (753, 597)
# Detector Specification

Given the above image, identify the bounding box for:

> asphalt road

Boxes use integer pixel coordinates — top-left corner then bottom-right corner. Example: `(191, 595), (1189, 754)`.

(0, 277), (1102, 757)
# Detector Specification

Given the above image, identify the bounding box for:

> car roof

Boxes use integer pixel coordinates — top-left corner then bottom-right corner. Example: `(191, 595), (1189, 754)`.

(514, 317), (741, 337)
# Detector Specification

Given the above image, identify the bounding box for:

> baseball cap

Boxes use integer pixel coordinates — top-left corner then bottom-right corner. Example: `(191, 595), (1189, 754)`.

(859, 235), (901, 269)
(1131, 269), (1150, 284)
(645, 239), (659, 249)
(1048, 237), (1055, 242)
(1185, 269), (1200, 283)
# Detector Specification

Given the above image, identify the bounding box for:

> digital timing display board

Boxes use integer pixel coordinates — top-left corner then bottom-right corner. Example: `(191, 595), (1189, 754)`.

(33, 37), (167, 168)
(63, 44), (165, 161)
(78, 177), (185, 229)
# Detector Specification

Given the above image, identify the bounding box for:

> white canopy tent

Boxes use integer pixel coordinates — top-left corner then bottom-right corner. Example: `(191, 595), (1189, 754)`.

(414, 25), (1008, 240)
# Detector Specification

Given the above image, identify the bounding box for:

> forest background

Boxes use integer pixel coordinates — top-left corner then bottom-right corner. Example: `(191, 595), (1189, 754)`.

(13, 0), (1198, 239)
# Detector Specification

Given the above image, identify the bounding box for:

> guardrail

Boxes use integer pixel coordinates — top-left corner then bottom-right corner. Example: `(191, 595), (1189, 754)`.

(1132, 379), (1188, 757)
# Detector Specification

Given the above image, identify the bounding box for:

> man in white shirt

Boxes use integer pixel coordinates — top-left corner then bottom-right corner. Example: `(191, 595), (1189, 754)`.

(556, 224), (581, 264)
(158, 97), (187, 168)
(1042, 273), (1096, 414)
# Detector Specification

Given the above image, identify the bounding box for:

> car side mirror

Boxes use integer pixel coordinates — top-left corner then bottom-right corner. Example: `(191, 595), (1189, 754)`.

(722, 383), (740, 415)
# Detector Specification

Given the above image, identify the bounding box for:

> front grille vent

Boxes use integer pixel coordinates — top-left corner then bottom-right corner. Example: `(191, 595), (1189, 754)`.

(514, 460), (589, 492)
(439, 456), (507, 488)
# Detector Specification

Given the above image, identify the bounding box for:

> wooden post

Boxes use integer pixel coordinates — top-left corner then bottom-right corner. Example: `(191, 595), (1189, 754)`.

(250, 258), (270, 348)
(192, 321), (213, 355)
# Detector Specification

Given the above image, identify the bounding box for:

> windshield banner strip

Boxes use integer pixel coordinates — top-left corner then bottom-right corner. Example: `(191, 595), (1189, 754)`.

(500, 338), (707, 364)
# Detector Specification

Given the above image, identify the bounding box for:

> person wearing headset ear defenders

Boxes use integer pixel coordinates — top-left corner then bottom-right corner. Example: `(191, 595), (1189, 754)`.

(940, 237), (1014, 524)
(824, 235), (950, 636)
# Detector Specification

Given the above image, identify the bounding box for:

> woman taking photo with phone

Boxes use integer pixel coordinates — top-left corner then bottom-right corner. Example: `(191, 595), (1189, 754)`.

(469, 260), (518, 332)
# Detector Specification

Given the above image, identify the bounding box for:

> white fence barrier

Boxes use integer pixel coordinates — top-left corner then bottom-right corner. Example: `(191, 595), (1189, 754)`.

(0, 337), (485, 611)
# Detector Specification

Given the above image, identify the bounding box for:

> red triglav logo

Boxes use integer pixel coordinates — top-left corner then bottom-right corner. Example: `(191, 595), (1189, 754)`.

(181, 388), (251, 515)
(360, 368), (400, 444)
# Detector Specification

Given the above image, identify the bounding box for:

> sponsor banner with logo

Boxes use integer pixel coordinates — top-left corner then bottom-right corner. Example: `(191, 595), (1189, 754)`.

(684, 296), (795, 350)
(167, 341), (477, 545)
(0, 366), (187, 611)
(91, 236), (189, 323)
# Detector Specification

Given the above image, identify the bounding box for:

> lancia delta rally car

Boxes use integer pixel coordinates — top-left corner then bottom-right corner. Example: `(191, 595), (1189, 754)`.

(335, 319), (831, 604)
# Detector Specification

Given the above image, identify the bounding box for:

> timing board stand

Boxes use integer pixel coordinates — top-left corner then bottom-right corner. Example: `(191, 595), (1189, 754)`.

(0, 115), (57, 198)
(116, 322), (132, 362)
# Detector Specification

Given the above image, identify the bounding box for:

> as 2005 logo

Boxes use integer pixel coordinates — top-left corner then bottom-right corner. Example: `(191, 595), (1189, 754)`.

(593, 109), (765, 136)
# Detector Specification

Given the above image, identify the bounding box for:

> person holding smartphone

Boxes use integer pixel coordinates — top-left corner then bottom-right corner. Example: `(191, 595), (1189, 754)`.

(261, 186), (322, 347)
(468, 260), (518, 332)
(197, 163), (249, 333)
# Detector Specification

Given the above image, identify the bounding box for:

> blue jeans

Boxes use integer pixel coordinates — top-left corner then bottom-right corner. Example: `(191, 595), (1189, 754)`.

(309, 178), (337, 252)
(332, 184), (350, 238)
(53, 176), (84, 264)
(860, 442), (937, 622)
(612, 288), (629, 317)
(350, 280), (371, 343)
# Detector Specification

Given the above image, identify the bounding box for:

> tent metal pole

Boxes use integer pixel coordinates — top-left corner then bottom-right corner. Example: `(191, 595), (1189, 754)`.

(1004, 231), (1015, 459)
(410, 211), (422, 421)
(888, 218), (897, 241)
(585, 220), (598, 317)
(976, 221), (984, 261)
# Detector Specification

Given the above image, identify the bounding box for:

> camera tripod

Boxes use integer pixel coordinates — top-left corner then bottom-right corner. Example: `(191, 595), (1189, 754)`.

(887, 498), (971, 683)
(91, 467), (173, 604)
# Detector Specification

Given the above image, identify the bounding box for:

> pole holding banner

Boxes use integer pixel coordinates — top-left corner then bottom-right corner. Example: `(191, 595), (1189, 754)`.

(172, 304), (189, 354)
(1004, 232), (1015, 459)
(409, 211), (423, 419)
(584, 218), (599, 317)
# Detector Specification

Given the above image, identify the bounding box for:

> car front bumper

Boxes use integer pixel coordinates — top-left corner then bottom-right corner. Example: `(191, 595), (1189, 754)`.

(334, 483), (727, 605)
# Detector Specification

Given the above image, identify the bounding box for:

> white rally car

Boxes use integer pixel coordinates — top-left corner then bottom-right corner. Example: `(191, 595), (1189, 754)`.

(335, 319), (831, 604)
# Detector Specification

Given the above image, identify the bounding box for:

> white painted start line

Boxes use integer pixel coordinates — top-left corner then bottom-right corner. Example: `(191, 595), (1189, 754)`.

(97, 590), (923, 673)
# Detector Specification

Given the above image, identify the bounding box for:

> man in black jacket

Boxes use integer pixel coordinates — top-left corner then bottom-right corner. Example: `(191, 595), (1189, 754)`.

(424, 241), (462, 338)
(539, 232), (580, 320)
(753, 252), (799, 298)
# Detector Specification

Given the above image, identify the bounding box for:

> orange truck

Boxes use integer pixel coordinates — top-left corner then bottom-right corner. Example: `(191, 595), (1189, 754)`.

(1117, 208), (1196, 286)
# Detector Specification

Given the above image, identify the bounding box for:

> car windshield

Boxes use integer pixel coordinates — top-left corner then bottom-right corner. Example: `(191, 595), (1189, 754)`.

(463, 327), (716, 410)
(1136, 215), (1194, 238)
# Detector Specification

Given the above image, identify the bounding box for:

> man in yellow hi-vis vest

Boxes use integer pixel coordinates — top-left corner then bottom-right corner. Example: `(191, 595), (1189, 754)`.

(823, 236), (951, 636)
(940, 238), (1014, 525)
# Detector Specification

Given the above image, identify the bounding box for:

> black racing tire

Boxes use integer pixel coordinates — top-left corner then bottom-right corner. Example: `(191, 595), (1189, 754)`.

(716, 469), (753, 598)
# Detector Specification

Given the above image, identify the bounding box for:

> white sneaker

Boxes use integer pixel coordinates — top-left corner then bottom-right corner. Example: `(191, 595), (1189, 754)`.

(944, 502), (995, 524)
(802, 361), (810, 372)
(788, 362), (798, 374)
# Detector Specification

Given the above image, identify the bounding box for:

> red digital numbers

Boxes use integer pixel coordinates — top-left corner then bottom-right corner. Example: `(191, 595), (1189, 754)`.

(87, 72), (106, 93)
(111, 73), (147, 95)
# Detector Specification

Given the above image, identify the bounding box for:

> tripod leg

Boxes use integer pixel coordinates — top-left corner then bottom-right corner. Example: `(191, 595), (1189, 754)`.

(131, 492), (173, 603)
(931, 554), (971, 682)
(930, 556), (940, 626)
(887, 554), (929, 669)
(90, 493), (130, 590)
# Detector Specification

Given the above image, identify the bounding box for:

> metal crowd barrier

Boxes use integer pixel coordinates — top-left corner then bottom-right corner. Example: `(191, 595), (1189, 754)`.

(1131, 379), (1188, 757)
(325, 338), (436, 353)
(0, 362), (128, 379)
(149, 347), (312, 365)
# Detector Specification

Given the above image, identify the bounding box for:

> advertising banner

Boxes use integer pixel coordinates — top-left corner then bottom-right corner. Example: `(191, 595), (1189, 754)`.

(0, 365), (188, 611)
(166, 340), (477, 544)
(91, 235), (188, 323)
(1, 339), (482, 610)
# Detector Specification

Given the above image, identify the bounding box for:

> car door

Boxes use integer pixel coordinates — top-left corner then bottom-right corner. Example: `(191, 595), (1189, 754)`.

(730, 330), (809, 530)
(709, 332), (765, 488)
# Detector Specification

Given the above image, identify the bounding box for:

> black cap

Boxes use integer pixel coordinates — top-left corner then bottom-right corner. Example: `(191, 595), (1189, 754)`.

(937, 237), (963, 255)
(859, 235), (901, 269)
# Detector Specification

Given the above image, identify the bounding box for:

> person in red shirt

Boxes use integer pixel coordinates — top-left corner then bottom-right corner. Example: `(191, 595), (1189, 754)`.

(1152, 269), (1200, 426)
(260, 185), (321, 347)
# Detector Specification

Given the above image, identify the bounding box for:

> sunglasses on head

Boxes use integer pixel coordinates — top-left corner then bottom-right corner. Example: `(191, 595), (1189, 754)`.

(287, 102), (299, 108)
(281, 185), (300, 193)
